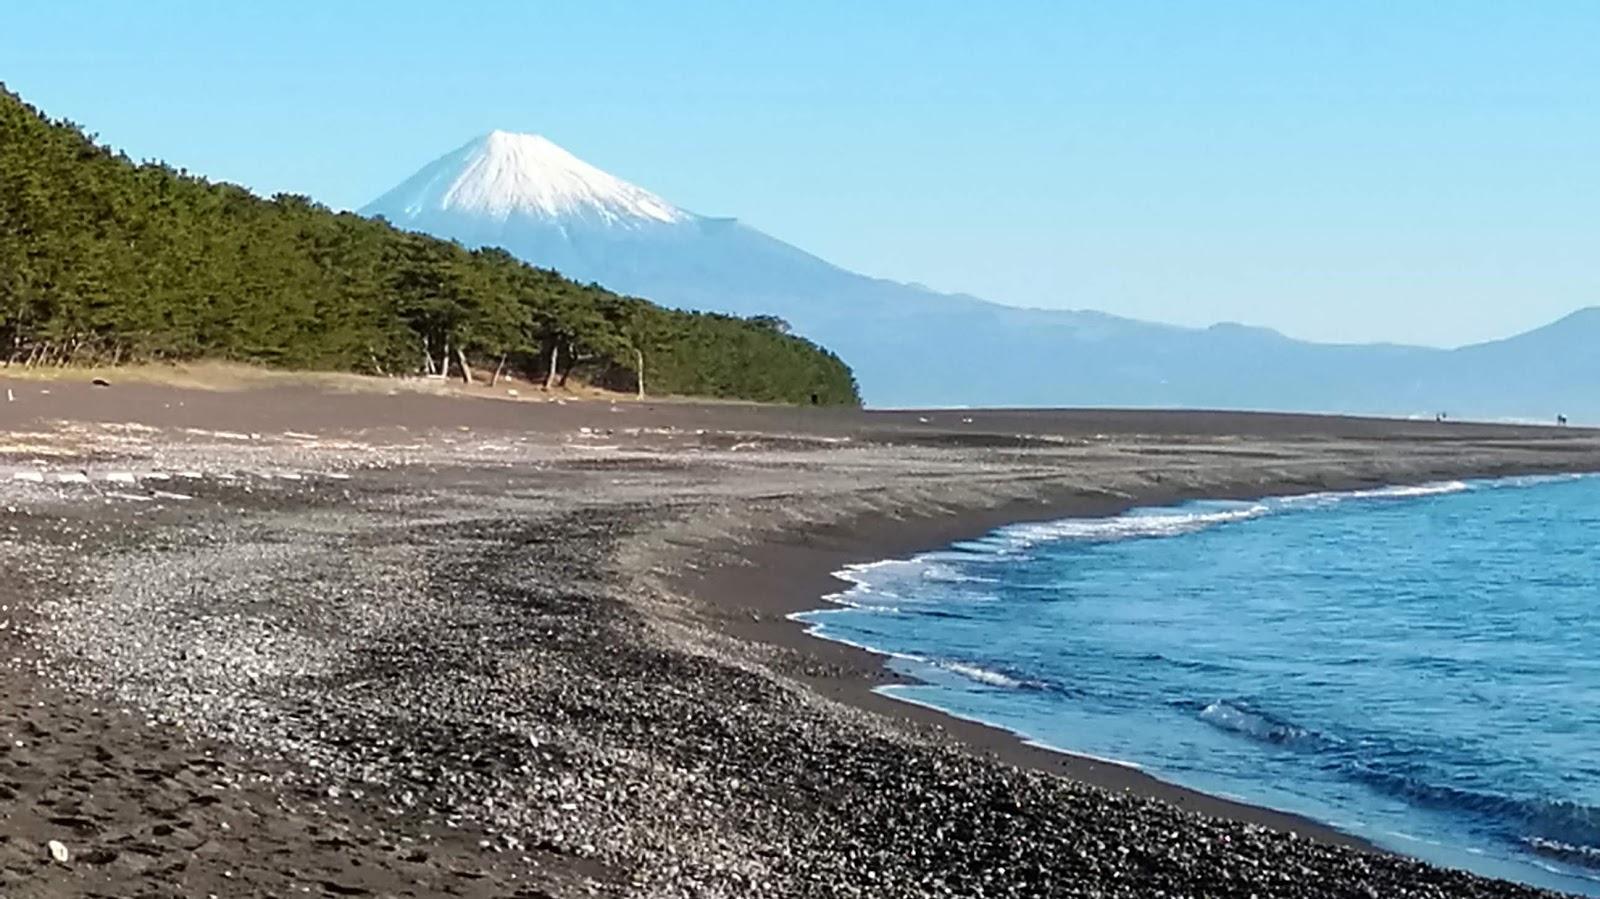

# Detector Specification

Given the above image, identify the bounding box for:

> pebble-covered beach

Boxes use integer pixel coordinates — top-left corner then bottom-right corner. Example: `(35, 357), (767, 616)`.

(3, 377), (1597, 897)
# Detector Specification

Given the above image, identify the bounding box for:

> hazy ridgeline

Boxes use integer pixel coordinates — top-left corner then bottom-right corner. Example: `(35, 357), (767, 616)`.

(366, 136), (1600, 421)
(0, 86), (859, 405)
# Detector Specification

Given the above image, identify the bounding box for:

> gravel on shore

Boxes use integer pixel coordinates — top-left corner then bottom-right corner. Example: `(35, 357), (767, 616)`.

(3, 386), (1598, 897)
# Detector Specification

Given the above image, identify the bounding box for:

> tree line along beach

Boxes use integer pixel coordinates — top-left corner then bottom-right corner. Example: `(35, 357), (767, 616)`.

(3, 373), (1599, 897)
(0, 85), (857, 408)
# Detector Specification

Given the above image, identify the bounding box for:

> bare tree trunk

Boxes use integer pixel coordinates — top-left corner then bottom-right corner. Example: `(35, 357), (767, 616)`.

(544, 342), (560, 390)
(634, 348), (645, 399)
(558, 349), (574, 387)
(421, 336), (435, 375)
(439, 339), (451, 381)
(456, 346), (474, 385)
(489, 354), (506, 387)
(369, 351), (387, 377)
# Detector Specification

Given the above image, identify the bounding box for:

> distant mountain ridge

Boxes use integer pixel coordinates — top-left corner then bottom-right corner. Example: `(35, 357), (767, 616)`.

(364, 132), (1599, 421)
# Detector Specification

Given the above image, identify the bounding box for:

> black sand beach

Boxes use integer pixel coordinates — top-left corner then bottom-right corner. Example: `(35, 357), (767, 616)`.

(3, 374), (1597, 897)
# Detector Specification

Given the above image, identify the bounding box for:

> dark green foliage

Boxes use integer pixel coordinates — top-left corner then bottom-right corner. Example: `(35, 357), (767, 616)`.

(0, 86), (860, 405)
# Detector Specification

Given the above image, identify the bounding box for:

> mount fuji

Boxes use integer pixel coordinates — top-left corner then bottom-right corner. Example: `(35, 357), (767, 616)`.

(363, 132), (1600, 420)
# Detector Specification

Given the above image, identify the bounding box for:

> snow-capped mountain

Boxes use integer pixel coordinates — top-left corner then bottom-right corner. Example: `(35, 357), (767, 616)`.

(367, 131), (688, 228)
(362, 131), (912, 331)
(363, 134), (1600, 420)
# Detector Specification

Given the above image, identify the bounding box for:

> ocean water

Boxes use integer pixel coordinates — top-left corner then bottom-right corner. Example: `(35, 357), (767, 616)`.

(796, 474), (1600, 895)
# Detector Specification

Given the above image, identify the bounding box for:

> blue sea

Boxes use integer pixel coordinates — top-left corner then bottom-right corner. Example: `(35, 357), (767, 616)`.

(796, 474), (1600, 895)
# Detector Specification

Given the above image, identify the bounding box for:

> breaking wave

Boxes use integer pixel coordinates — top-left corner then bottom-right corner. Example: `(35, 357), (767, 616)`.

(1003, 502), (1272, 544)
(986, 478), (1480, 552)
(934, 660), (1027, 689)
(1197, 700), (1321, 749)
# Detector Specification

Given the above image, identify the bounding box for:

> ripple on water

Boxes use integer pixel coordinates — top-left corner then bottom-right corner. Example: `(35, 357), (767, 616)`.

(805, 474), (1600, 895)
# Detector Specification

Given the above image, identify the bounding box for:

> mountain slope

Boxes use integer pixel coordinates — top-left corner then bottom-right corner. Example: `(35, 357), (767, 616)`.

(365, 133), (1595, 421)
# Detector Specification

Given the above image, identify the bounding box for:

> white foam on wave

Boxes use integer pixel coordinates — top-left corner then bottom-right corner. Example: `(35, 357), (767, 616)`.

(794, 603), (1026, 689)
(818, 477), (1524, 622)
(918, 561), (1001, 584)
(836, 556), (1000, 587)
(1341, 480), (1469, 500)
(1001, 502), (1271, 546)
(785, 609), (926, 661)
(817, 590), (903, 614)
(936, 661), (1023, 688)
(1280, 480), (1471, 508)
(1198, 700), (1313, 745)
(833, 557), (918, 587)
(807, 473), (1589, 697)
(986, 478), (1490, 554)
(1486, 472), (1588, 490)
(823, 474), (1587, 614)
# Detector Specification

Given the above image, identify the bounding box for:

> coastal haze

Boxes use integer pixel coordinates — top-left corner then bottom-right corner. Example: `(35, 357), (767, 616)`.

(365, 132), (1600, 420)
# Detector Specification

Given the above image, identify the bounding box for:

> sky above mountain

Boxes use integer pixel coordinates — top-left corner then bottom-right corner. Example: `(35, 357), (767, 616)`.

(2, 1), (1596, 347)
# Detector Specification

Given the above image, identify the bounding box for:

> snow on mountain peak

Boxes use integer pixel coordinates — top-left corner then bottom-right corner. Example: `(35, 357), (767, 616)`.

(373, 130), (690, 227)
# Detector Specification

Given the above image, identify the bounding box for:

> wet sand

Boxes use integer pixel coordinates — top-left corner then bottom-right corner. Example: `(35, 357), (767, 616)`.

(2, 373), (1596, 897)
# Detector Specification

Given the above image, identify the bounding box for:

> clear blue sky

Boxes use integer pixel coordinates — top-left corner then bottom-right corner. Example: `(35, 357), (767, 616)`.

(3, 1), (1596, 346)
